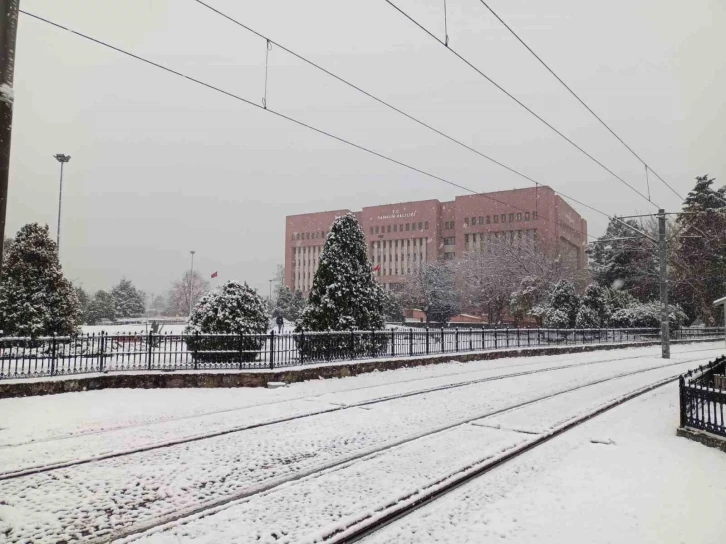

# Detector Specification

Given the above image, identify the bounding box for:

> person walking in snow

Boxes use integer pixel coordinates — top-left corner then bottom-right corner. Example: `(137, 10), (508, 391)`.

(275, 315), (284, 334)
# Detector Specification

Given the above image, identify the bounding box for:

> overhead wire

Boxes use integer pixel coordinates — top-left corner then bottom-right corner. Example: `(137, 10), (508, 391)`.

(383, 0), (659, 209)
(476, 0), (684, 202)
(188, 1), (632, 235)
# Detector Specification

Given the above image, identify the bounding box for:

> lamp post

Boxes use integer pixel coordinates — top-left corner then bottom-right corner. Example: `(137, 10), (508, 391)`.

(269, 279), (273, 304)
(53, 154), (71, 255)
(189, 250), (196, 316)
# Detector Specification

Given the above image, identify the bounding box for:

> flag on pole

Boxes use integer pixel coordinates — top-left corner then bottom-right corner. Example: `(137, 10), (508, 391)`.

(372, 264), (381, 272)
(211, 271), (218, 279)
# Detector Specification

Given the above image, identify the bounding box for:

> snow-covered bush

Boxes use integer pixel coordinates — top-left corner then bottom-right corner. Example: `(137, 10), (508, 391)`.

(575, 284), (612, 328)
(184, 280), (268, 363)
(0, 223), (81, 337)
(610, 301), (687, 329)
(540, 280), (580, 328)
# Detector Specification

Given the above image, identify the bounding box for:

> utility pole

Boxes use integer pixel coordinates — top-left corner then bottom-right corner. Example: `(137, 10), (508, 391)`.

(189, 250), (196, 316)
(658, 209), (670, 359)
(53, 154), (71, 254)
(0, 0), (19, 279)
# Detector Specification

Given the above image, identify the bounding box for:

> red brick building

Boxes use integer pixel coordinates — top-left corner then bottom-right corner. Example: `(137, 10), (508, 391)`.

(285, 186), (587, 295)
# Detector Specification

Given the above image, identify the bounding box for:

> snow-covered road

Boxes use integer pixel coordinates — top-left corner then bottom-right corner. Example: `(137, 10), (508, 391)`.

(0, 343), (722, 543)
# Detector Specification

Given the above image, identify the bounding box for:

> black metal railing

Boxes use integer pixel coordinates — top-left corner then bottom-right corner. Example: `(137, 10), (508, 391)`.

(0, 326), (722, 381)
(680, 355), (726, 438)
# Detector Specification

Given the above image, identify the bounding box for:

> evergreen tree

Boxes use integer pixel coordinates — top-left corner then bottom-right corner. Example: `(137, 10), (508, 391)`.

(184, 280), (268, 362)
(75, 286), (90, 324)
(297, 213), (385, 331)
(540, 280), (580, 328)
(402, 261), (460, 324)
(86, 290), (117, 325)
(589, 217), (658, 301)
(575, 284), (612, 328)
(111, 278), (146, 318)
(272, 285), (305, 322)
(671, 175), (726, 324)
(0, 223), (81, 336)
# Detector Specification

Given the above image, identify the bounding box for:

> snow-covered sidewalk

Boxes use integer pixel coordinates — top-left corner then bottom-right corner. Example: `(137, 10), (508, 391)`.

(361, 383), (726, 544)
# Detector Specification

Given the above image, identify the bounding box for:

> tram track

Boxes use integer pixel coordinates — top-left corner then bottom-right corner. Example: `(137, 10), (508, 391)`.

(2, 348), (717, 481)
(103, 355), (710, 544)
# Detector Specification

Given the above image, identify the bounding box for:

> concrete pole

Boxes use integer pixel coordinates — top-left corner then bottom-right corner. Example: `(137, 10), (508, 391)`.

(658, 209), (670, 359)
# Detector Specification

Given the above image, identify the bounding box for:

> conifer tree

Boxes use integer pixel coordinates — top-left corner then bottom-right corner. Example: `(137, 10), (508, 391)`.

(297, 213), (385, 331)
(0, 223), (81, 336)
(111, 278), (146, 318)
(86, 290), (117, 325)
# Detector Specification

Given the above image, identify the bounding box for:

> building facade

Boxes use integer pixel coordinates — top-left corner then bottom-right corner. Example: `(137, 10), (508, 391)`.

(285, 186), (587, 295)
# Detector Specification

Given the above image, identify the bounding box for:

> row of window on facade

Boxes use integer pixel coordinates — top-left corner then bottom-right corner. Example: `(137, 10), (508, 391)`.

(371, 221), (429, 235)
(444, 211), (538, 230)
(293, 230), (327, 241)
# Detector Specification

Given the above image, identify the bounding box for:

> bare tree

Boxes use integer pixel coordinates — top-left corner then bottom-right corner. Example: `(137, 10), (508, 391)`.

(400, 260), (460, 323)
(165, 270), (210, 316)
(456, 234), (587, 324)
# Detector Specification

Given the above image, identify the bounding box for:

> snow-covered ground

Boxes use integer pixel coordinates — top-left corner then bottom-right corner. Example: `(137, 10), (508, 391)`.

(360, 383), (726, 544)
(0, 343), (722, 543)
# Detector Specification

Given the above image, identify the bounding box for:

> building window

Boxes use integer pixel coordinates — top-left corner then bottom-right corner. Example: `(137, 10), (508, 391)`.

(444, 237), (455, 245)
(407, 239), (411, 246)
(517, 213), (522, 221)
(533, 211), (538, 220)
(493, 215), (498, 224)
(425, 221), (429, 230)
(400, 224), (403, 231)
(406, 223), (410, 231)
(374, 226), (379, 234)
(386, 225), (390, 233)
(465, 233), (469, 243)
(464, 218), (469, 227)
(418, 222), (422, 230)
(501, 214), (506, 223)
(525, 212), (530, 221)
(393, 224), (398, 232)
(471, 217), (476, 226)
(486, 216), (491, 224)
(509, 213), (514, 223)
(478, 216), (483, 225)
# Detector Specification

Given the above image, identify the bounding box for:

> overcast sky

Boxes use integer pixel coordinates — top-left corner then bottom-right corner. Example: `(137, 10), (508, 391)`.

(9, 0), (726, 299)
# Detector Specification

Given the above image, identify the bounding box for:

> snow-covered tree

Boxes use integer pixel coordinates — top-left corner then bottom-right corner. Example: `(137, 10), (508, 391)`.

(86, 290), (116, 325)
(610, 301), (687, 329)
(184, 280), (268, 362)
(402, 260), (460, 324)
(111, 278), (146, 318)
(297, 213), (385, 332)
(575, 284), (612, 328)
(510, 276), (545, 325)
(538, 279), (580, 328)
(0, 223), (81, 336)
(165, 270), (210, 316)
(272, 285), (305, 322)
(75, 286), (90, 324)
(671, 175), (726, 324)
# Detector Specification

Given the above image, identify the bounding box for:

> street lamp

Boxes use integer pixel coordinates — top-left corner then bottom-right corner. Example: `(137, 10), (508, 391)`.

(53, 154), (71, 254)
(189, 250), (196, 316)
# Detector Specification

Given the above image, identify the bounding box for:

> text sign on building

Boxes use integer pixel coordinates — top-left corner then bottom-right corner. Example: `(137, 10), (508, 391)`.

(377, 209), (417, 220)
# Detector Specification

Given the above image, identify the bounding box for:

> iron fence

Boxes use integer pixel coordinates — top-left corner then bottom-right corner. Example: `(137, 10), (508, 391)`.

(679, 355), (726, 438)
(0, 327), (722, 381)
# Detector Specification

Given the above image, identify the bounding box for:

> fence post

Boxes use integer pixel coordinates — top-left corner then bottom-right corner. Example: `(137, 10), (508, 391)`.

(269, 330), (275, 370)
(469, 327), (473, 351)
(441, 327), (445, 354)
(193, 331), (199, 370)
(494, 328), (498, 349)
(517, 327), (520, 348)
(50, 333), (57, 376)
(350, 330), (355, 358)
(391, 329), (395, 357)
(455, 328), (459, 352)
(481, 327), (485, 350)
(147, 331), (153, 370)
(426, 327), (429, 355)
(409, 328), (413, 356)
(506, 327), (510, 348)
(679, 375), (687, 428)
(371, 329), (376, 358)
(238, 333), (244, 370)
(99, 331), (106, 373)
(300, 331), (305, 365)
